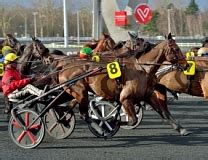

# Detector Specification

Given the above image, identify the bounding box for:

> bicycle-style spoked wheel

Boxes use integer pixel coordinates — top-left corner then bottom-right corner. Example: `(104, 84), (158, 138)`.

(44, 107), (76, 139)
(88, 101), (120, 138)
(120, 104), (143, 130)
(8, 109), (45, 149)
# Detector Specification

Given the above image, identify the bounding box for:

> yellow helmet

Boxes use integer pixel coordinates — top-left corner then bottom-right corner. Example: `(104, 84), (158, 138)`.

(197, 47), (208, 57)
(4, 53), (18, 65)
(2, 46), (12, 56)
(92, 55), (100, 62)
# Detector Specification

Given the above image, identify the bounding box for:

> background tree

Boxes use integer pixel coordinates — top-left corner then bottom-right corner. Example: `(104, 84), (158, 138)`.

(140, 11), (159, 35)
(185, 0), (199, 15)
(185, 0), (201, 36)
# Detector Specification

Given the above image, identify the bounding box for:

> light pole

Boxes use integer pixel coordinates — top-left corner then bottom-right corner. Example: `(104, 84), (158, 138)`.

(63, 0), (68, 48)
(33, 12), (38, 37)
(167, 9), (172, 33)
(39, 14), (46, 37)
(24, 16), (27, 37)
(77, 11), (80, 45)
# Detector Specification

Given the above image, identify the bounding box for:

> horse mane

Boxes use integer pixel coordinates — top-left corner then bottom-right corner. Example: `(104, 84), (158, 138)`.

(134, 41), (156, 59)
(18, 43), (34, 75)
(51, 49), (66, 56)
(113, 41), (126, 50)
(84, 43), (98, 50)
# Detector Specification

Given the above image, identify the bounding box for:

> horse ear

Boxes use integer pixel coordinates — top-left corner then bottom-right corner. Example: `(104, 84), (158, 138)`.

(164, 35), (167, 39)
(32, 37), (35, 41)
(167, 33), (172, 40)
(103, 33), (109, 38)
(6, 33), (12, 38)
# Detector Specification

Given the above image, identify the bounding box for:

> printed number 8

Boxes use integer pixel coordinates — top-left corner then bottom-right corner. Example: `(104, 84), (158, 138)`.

(109, 63), (117, 74)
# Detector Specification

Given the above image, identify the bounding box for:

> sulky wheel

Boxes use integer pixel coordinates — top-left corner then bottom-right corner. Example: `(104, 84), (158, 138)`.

(88, 101), (120, 138)
(44, 106), (76, 139)
(8, 109), (45, 149)
(120, 104), (143, 130)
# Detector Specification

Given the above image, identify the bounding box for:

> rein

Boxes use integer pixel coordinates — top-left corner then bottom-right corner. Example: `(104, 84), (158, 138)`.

(38, 62), (107, 82)
(135, 59), (175, 66)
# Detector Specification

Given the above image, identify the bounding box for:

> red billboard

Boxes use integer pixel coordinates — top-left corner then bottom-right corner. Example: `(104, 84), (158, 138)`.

(115, 11), (127, 26)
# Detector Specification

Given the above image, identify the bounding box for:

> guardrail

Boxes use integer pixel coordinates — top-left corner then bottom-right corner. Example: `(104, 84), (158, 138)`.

(45, 43), (83, 48)
(45, 42), (201, 49)
(177, 43), (201, 47)
(0, 36), (203, 48)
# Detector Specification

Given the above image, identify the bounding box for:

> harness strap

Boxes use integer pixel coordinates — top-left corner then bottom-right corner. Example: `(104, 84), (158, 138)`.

(187, 75), (194, 94)
(114, 58), (124, 102)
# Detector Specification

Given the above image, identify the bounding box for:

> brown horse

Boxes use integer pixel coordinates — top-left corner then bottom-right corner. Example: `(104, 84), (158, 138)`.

(56, 33), (189, 135)
(92, 33), (116, 55)
(155, 38), (208, 111)
(158, 56), (208, 98)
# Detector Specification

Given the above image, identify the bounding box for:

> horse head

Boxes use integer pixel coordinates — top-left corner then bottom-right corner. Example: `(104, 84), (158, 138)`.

(2, 34), (21, 55)
(154, 33), (188, 69)
(31, 37), (54, 65)
(93, 33), (115, 54)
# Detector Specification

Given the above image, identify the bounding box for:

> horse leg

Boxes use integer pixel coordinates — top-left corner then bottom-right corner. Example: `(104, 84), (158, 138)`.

(120, 93), (137, 126)
(64, 82), (89, 120)
(147, 84), (190, 136)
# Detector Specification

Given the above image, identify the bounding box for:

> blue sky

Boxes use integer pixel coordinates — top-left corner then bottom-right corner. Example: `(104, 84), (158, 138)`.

(117, 0), (207, 11)
(0, 0), (207, 11)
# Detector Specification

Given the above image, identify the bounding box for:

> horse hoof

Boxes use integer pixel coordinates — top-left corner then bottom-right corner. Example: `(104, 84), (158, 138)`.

(128, 119), (138, 126)
(180, 128), (191, 136)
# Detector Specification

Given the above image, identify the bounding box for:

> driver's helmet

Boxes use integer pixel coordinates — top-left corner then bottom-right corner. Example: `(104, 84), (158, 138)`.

(128, 31), (138, 40)
(80, 47), (93, 59)
(197, 47), (208, 57)
(4, 52), (18, 65)
(2, 46), (13, 56)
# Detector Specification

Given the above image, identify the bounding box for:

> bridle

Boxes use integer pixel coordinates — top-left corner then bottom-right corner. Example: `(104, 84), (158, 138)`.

(102, 37), (115, 51)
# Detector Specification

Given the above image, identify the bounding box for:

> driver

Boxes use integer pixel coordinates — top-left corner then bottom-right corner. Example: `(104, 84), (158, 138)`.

(2, 53), (44, 100)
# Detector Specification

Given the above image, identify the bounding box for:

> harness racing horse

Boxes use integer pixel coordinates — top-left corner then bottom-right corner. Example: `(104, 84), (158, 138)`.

(56, 33), (189, 135)
(164, 38), (208, 100)
(0, 34), (22, 56)
(158, 57), (208, 100)
(92, 33), (116, 54)
(19, 37), (53, 75)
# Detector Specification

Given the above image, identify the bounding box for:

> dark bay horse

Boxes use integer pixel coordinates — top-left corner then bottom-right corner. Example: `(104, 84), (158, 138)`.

(19, 37), (53, 75)
(56, 33), (189, 135)
(0, 34), (22, 56)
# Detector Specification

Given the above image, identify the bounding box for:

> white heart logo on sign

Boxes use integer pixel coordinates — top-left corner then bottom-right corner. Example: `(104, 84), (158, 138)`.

(137, 8), (150, 22)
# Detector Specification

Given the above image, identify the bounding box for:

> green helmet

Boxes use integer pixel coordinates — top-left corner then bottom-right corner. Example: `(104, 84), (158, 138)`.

(80, 47), (92, 56)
